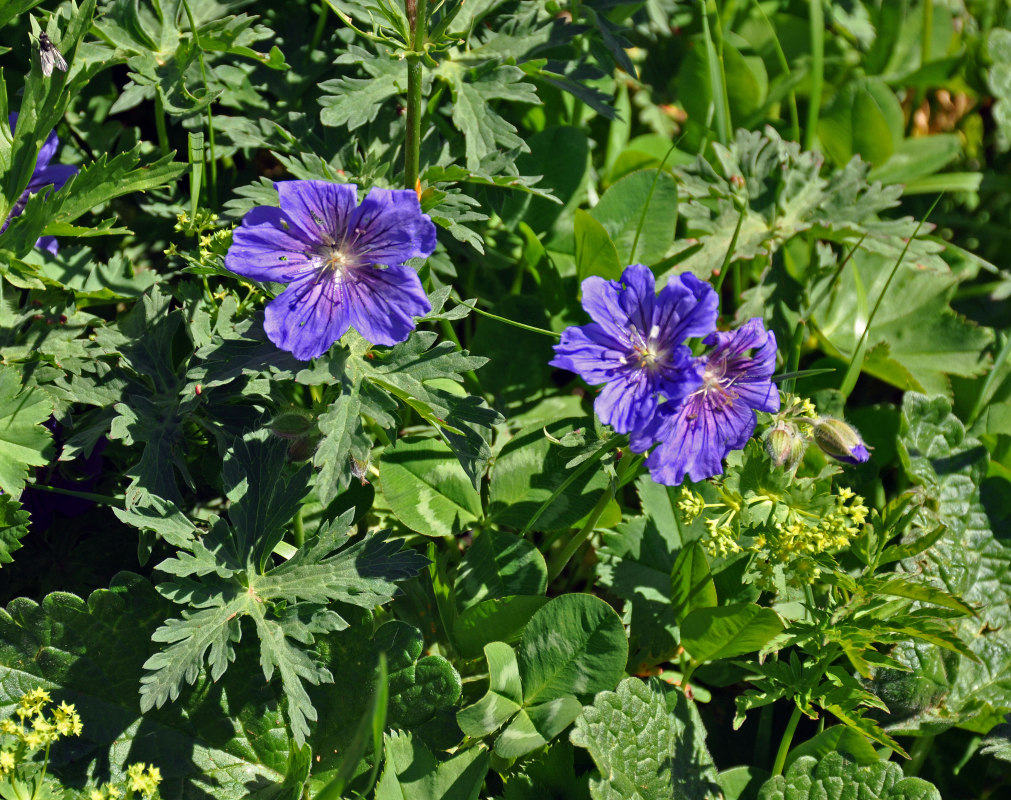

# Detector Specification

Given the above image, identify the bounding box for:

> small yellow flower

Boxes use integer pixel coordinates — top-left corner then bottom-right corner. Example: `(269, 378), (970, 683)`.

(0, 749), (16, 774)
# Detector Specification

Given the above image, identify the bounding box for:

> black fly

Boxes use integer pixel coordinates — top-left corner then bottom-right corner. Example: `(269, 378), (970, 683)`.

(38, 32), (68, 77)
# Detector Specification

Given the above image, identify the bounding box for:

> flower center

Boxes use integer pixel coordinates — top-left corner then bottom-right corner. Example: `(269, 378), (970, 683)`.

(695, 359), (738, 407)
(319, 245), (355, 279)
(630, 324), (668, 372)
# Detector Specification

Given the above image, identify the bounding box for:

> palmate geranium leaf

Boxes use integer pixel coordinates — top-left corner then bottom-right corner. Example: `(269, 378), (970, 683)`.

(0, 573), (298, 799)
(868, 393), (1011, 734)
(570, 677), (720, 800)
(141, 431), (427, 746)
(758, 753), (940, 800)
(0, 364), (55, 496)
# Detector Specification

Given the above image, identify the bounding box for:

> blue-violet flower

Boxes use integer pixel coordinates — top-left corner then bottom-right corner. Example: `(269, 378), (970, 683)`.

(226, 180), (437, 360)
(2, 113), (78, 254)
(633, 318), (780, 485)
(550, 264), (718, 434)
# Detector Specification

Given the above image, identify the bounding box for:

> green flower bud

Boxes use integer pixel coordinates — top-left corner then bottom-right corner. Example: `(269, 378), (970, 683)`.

(269, 409), (315, 440)
(812, 417), (870, 464)
(764, 422), (807, 470)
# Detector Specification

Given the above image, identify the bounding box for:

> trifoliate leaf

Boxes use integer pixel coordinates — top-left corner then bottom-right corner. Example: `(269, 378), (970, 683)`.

(757, 752), (940, 800)
(570, 676), (720, 800)
(0, 364), (55, 496)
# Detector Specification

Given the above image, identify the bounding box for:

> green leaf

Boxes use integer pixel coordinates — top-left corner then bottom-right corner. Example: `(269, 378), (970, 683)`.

(784, 725), (880, 770)
(518, 594), (627, 705)
(870, 393), (1011, 734)
(817, 79), (904, 167)
(0, 574), (295, 798)
(312, 390), (366, 508)
(455, 530), (547, 610)
(574, 209), (622, 282)
(570, 676), (720, 800)
(589, 169), (678, 266)
(680, 604), (784, 663)
(758, 753), (940, 800)
(375, 730), (489, 800)
(319, 46), (405, 130)
(457, 642), (524, 738)
(0, 364), (54, 496)
(670, 542), (717, 625)
(141, 433), (427, 747)
(817, 251), (992, 395)
(453, 595), (550, 660)
(0, 496), (30, 568)
(433, 61), (541, 170)
(495, 696), (583, 759)
(376, 621), (462, 729)
(489, 419), (610, 532)
(379, 436), (483, 537)
(503, 126), (589, 233)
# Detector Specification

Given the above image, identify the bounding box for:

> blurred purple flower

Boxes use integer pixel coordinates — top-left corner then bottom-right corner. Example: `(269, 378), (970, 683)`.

(632, 318), (780, 485)
(550, 264), (718, 434)
(2, 113), (79, 254)
(225, 180), (437, 361)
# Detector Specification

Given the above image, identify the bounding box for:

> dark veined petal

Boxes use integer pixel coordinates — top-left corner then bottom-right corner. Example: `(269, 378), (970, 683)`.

(644, 398), (726, 485)
(613, 263), (657, 337)
(550, 323), (634, 386)
(36, 235), (58, 255)
(226, 206), (321, 283)
(263, 274), (353, 361)
(580, 273), (638, 345)
(595, 372), (656, 433)
(344, 265), (432, 346)
(276, 180), (358, 244)
(346, 188), (437, 266)
(655, 272), (719, 343)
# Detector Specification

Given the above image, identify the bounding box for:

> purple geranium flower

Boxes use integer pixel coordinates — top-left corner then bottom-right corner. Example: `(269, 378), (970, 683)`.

(2, 113), (79, 254)
(550, 264), (718, 434)
(226, 180), (437, 360)
(632, 318), (780, 485)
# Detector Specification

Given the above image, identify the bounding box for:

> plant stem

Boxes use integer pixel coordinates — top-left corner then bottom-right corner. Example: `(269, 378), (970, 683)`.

(464, 302), (561, 338)
(154, 93), (170, 155)
(404, 0), (428, 191)
(28, 483), (124, 507)
(310, 0), (329, 51)
(292, 507), (305, 548)
(547, 449), (634, 582)
(905, 733), (935, 777)
(804, 0), (824, 150)
(771, 704), (802, 776)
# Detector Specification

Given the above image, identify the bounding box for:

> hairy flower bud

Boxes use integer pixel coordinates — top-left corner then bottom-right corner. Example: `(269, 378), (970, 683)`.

(812, 417), (870, 464)
(764, 422), (807, 470)
(269, 409), (315, 440)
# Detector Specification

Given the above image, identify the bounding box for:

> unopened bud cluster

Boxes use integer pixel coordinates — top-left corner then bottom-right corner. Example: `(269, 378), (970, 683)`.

(763, 395), (870, 470)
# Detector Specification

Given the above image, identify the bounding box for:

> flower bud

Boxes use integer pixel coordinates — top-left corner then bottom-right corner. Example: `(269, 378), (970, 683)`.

(764, 422), (807, 470)
(812, 417), (870, 464)
(269, 409), (315, 440)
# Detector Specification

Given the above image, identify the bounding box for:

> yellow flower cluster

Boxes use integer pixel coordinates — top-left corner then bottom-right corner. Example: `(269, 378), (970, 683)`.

(0, 689), (162, 799)
(0, 688), (82, 764)
(751, 487), (869, 589)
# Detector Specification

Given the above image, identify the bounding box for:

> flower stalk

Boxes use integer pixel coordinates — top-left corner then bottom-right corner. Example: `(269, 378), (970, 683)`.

(404, 0), (428, 191)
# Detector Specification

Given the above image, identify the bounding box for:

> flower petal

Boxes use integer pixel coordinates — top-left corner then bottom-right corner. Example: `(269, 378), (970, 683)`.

(644, 399), (726, 485)
(614, 263), (657, 336)
(595, 373), (655, 433)
(550, 323), (633, 385)
(226, 206), (321, 282)
(263, 274), (352, 361)
(35, 130), (60, 171)
(344, 265), (431, 346)
(27, 163), (77, 194)
(655, 272), (719, 342)
(346, 188), (437, 266)
(276, 180), (358, 244)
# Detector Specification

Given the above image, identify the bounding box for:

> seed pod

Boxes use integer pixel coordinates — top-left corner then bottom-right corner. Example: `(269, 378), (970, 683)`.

(812, 417), (870, 464)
